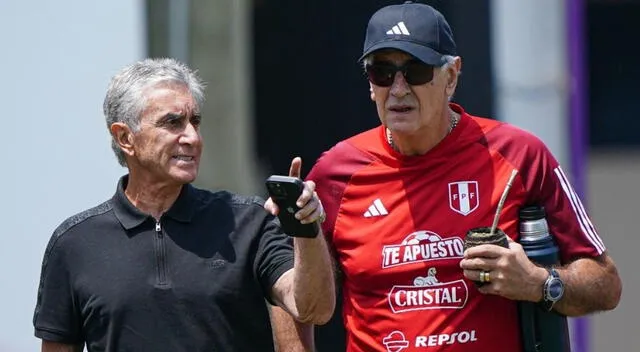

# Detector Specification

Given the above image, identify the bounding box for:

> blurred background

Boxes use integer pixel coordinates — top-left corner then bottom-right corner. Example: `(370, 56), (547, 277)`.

(1, 0), (637, 351)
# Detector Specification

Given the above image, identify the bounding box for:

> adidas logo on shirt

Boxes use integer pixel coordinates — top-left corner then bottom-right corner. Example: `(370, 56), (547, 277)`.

(386, 21), (410, 36)
(364, 198), (389, 218)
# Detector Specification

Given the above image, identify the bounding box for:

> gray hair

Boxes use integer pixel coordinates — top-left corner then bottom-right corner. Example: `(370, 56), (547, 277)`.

(103, 58), (206, 166)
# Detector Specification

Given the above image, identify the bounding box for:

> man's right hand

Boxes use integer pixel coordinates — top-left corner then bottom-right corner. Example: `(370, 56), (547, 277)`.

(264, 157), (325, 226)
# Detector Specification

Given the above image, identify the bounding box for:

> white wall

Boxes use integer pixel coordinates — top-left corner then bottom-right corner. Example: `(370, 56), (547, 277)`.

(588, 151), (640, 352)
(0, 1), (145, 350)
(490, 0), (569, 168)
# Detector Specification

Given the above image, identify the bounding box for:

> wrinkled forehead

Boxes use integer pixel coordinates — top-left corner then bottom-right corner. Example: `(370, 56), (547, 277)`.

(368, 49), (418, 64)
(141, 82), (198, 116)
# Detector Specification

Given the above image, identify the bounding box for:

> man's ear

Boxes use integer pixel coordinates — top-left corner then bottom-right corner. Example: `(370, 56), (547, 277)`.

(110, 122), (135, 158)
(445, 56), (462, 97)
(369, 83), (376, 101)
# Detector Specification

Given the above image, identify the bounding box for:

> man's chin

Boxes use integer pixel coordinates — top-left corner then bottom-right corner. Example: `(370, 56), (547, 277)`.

(171, 170), (198, 184)
(385, 116), (419, 129)
(386, 123), (419, 135)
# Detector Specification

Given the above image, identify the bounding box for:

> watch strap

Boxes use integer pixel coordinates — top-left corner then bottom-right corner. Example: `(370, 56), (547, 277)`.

(541, 267), (561, 311)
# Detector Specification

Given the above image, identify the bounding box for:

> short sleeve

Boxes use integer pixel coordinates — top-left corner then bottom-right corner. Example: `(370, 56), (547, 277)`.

(306, 152), (337, 241)
(254, 214), (294, 304)
(306, 141), (367, 247)
(33, 233), (83, 343)
(523, 140), (606, 263)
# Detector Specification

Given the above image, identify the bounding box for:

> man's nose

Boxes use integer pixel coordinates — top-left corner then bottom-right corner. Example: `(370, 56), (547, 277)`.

(180, 122), (201, 144)
(390, 71), (410, 97)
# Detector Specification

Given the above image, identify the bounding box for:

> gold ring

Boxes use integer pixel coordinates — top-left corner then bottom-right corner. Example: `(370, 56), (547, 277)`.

(481, 271), (491, 283)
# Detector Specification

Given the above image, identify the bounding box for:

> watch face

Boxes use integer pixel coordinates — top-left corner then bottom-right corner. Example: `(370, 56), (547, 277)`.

(548, 279), (564, 300)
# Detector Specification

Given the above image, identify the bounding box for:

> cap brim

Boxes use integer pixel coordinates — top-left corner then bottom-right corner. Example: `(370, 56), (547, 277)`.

(359, 41), (444, 65)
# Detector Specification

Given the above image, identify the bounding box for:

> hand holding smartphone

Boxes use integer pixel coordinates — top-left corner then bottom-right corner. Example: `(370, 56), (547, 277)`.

(265, 175), (320, 238)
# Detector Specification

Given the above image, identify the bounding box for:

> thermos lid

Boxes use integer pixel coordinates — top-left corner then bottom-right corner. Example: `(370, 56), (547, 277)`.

(519, 205), (546, 220)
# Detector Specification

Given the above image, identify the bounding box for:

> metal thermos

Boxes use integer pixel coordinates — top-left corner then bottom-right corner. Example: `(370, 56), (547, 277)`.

(518, 206), (571, 352)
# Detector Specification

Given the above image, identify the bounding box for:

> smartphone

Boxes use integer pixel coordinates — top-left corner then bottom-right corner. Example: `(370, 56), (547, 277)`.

(265, 175), (320, 238)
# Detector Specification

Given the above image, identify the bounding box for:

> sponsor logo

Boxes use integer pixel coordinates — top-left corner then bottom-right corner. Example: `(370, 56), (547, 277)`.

(448, 181), (479, 216)
(383, 331), (410, 352)
(382, 330), (479, 350)
(207, 259), (226, 269)
(364, 198), (389, 218)
(416, 330), (478, 347)
(386, 21), (411, 36)
(382, 231), (464, 268)
(388, 268), (469, 313)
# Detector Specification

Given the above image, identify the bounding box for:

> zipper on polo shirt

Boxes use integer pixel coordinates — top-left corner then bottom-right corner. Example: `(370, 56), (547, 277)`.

(154, 220), (168, 285)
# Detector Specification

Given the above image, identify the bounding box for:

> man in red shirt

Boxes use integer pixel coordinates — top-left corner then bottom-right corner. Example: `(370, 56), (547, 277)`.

(302, 1), (622, 351)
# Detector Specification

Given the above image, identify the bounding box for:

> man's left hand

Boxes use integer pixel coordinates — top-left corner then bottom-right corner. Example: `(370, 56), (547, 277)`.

(264, 157), (325, 225)
(459, 238), (548, 302)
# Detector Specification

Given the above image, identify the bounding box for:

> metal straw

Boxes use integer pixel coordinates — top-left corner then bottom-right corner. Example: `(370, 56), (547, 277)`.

(490, 169), (519, 236)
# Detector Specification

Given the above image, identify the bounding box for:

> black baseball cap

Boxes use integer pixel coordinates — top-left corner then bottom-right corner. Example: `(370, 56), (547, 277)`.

(359, 1), (457, 66)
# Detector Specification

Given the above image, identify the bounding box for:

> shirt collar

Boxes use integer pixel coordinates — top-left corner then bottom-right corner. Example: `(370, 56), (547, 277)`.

(112, 175), (197, 230)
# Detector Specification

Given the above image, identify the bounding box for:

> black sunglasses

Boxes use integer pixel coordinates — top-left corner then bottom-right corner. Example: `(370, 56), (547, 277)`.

(365, 60), (435, 87)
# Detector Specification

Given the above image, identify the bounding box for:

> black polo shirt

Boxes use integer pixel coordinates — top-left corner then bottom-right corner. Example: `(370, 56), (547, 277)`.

(33, 176), (294, 352)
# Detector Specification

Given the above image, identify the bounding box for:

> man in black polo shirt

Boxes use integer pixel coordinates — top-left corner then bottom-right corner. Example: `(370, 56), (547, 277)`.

(33, 58), (335, 352)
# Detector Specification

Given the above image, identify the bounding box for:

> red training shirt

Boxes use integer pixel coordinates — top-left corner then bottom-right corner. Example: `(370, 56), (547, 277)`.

(307, 103), (605, 352)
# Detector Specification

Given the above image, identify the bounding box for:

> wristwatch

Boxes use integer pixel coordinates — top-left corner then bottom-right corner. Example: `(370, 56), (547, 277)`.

(541, 267), (564, 311)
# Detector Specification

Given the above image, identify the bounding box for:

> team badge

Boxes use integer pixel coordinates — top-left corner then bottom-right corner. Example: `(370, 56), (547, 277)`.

(448, 181), (479, 216)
